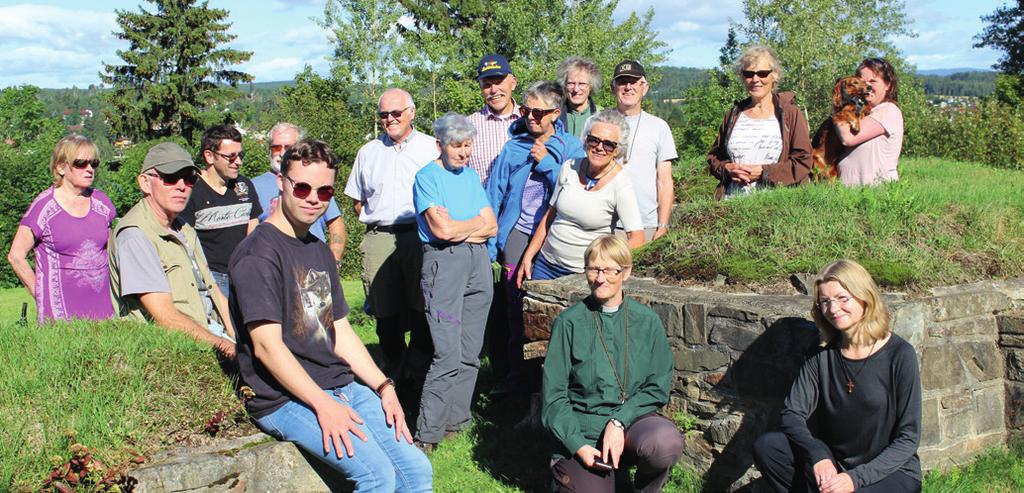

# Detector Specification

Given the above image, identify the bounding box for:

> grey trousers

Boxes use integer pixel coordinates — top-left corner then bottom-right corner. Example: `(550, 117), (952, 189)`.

(415, 242), (493, 443)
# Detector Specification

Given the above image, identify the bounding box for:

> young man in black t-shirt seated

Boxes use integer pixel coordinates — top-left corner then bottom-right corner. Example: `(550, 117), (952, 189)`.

(228, 140), (432, 491)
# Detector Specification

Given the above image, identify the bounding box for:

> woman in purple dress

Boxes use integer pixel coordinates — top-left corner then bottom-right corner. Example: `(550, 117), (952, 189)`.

(7, 135), (117, 323)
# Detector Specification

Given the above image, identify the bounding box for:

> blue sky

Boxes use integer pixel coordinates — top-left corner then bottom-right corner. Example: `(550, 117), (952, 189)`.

(0, 0), (1007, 88)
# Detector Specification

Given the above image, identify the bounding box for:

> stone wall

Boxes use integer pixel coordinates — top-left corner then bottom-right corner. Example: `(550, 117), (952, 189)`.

(522, 276), (1024, 491)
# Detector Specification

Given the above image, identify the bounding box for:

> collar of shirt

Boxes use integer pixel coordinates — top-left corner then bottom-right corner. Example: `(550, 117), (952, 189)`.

(481, 100), (520, 122)
(383, 128), (419, 152)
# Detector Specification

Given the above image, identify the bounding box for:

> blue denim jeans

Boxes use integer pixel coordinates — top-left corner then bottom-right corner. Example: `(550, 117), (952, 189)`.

(210, 270), (231, 300)
(255, 383), (433, 492)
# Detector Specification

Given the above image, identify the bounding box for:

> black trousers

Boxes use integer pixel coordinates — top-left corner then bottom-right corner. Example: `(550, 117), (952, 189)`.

(752, 431), (921, 493)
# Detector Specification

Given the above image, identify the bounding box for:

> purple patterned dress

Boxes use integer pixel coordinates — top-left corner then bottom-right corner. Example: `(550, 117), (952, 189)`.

(19, 188), (117, 323)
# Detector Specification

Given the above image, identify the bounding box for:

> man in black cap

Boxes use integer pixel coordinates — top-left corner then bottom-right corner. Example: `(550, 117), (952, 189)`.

(609, 60), (678, 242)
(108, 142), (236, 358)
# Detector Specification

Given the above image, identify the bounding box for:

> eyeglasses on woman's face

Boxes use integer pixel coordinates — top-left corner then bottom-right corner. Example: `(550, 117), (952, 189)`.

(585, 266), (627, 279)
(519, 106), (558, 120)
(70, 158), (100, 170)
(585, 134), (619, 153)
(742, 70), (772, 80)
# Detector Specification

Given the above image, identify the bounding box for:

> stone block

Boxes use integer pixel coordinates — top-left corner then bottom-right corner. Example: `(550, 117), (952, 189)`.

(920, 345), (967, 390)
(929, 315), (997, 338)
(974, 385), (1006, 434)
(684, 303), (708, 344)
(709, 315), (764, 351)
(1005, 349), (1024, 381)
(929, 290), (1012, 322)
(998, 312), (1024, 335)
(940, 390), (971, 411)
(961, 342), (1003, 383)
(921, 398), (940, 446)
(940, 403), (974, 441)
(891, 301), (925, 348)
(1000, 334), (1024, 348)
(705, 414), (743, 447)
(521, 297), (565, 341)
(729, 358), (796, 402)
(709, 305), (761, 322)
(919, 432), (1006, 473)
(1007, 382), (1024, 431)
(674, 346), (731, 372)
(650, 301), (684, 339)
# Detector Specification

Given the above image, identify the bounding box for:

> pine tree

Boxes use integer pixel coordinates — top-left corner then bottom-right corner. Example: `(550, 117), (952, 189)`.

(100, 0), (252, 144)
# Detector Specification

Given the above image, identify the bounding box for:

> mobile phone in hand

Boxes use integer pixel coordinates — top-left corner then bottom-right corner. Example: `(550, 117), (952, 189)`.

(591, 458), (613, 471)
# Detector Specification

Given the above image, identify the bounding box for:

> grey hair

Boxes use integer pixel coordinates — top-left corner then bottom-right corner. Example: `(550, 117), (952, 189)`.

(433, 113), (477, 146)
(269, 122), (305, 140)
(557, 56), (601, 95)
(733, 45), (783, 83)
(378, 88), (416, 110)
(524, 81), (565, 110)
(582, 109), (631, 162)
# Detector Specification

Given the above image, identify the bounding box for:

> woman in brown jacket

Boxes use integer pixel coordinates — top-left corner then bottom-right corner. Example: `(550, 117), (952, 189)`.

(707, 46), (812, 200)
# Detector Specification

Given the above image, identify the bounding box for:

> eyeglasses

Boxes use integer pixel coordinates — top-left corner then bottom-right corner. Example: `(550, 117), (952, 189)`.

(742, 70), (772, 79)
(566, 81), (590, 89)
(269, 144), (291, 153)
(585, 266), (628, 278)
(585, 135), (619, 153)
(283, 175), (335, 202)
(71, 158), (100, 169)
(212, 150), (245, 163)
(378, 107), (411, 120)
(816, 295), (853, 311)
(519, 106), (558, 120)
(145, 170), (198, 187)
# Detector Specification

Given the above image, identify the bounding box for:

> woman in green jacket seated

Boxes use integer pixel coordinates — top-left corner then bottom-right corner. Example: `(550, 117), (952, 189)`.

(541, 235), (684, 492)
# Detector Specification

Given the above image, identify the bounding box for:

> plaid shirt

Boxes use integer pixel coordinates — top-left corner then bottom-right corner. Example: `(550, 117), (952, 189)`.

(466, 102), (520, 185)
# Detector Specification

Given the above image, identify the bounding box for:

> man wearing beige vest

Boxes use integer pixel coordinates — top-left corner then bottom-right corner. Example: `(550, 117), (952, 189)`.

(108, 142), (236, 358)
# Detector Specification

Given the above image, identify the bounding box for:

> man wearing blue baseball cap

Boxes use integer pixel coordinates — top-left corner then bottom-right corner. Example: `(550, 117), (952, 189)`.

(466, 54), (520, 185)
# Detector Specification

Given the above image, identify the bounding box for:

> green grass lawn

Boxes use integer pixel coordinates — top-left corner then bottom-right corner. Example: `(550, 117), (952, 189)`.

(653, 157), (1024, 289)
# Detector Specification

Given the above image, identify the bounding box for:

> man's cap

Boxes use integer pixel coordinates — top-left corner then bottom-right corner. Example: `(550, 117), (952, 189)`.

(612, 60), (647, 81)
(477, 54), (512, 80)
(142, 142), (200, 174)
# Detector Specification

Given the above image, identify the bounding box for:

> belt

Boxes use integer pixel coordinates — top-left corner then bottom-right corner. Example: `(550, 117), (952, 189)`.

(366, 222), (416, 234)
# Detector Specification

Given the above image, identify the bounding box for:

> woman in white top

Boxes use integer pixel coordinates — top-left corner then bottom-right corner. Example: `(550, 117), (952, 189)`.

(835, 58), (904, 186)
(517, 109), (644, 286)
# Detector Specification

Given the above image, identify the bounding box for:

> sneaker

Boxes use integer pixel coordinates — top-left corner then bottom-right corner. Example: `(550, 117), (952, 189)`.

(413, 440), (435, 454)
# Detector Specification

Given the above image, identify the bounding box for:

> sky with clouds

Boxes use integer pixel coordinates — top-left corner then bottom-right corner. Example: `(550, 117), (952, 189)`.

(0, 0), (1008, 88)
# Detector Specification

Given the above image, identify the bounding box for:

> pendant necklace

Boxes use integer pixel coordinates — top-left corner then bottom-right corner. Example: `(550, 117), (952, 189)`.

(593, 299), (630, 403)
(585, 160), (616, 190)
(838, 338), (879, 394)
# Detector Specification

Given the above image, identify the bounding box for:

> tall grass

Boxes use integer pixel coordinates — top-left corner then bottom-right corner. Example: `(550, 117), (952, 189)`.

(648, 157), (1024, 288)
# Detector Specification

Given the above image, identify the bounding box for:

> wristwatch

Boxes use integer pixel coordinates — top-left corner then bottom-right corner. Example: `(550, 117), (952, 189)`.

(608, 418), (625, 430)
(656, 223), (670, 229)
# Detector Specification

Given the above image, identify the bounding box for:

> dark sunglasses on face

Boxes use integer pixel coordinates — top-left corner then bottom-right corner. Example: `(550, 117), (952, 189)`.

(284, 175), (335, 202)
(378, 107), (410, 120)
(71, 158), (100, 169)
(742, 70), (772, 79)
(585, 134), (619, 153)
(146, 169), (198, 187)
(519, 106), (558, 120)
(269, 144), (291, 153)
(212, 150), (245, 163)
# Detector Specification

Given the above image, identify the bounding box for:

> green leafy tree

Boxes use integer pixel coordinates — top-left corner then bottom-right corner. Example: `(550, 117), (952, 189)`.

(0, 86), (64, 145)
(975, 1), (1024, 100)
(99, 0), (253, 145)
(735, 0), (915, 126)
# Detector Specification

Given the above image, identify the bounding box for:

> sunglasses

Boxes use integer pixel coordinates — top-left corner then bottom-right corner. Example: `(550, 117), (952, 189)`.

(269, 144), (291, 153)
(378, 107), (410, 120)
(212, 150), (245, 163)
(284, 175), (335, 202)
(519, 106), (558, 120)
(742, 70), (772, 79)
(145, 170), (198, 187)
(71, 158), (100, 169)
(585, 135), (619, 153)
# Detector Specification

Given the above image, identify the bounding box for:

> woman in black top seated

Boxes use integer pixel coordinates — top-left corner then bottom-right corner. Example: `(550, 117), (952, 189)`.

(753, 259), (921, 493)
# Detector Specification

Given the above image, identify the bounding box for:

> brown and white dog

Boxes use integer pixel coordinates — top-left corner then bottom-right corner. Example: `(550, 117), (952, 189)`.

(811, 76), (873, 179)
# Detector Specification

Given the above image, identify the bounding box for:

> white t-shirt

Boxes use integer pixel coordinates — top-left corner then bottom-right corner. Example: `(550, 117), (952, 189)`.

(344, 129), (439, 225)
(539, 159), (643, 273)
(838, 102), (904, 186)
(725, 113), (782, 196)
(621, 111), (678, 228)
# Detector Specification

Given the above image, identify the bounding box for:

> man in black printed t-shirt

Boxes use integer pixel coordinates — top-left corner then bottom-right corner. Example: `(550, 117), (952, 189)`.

(228, 139), (432, 491)
(181, 124), (262, 299)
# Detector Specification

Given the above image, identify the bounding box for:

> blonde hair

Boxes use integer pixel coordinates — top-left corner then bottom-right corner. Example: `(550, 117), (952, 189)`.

(733, 45), (783, 85)
(49, 134), (98, 187)
(811, 259), (890, 346)
(584, 235), (632, 269)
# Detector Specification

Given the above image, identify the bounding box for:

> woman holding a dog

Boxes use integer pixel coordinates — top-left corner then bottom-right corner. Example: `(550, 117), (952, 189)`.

(835, 58), (904, 186)
(707, 45), (813, 200)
